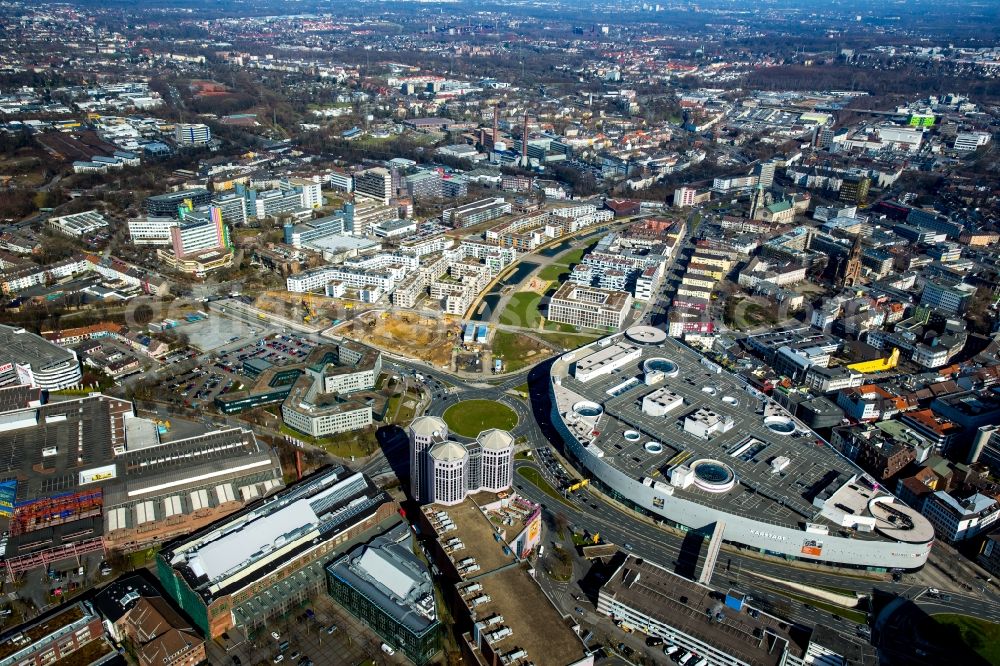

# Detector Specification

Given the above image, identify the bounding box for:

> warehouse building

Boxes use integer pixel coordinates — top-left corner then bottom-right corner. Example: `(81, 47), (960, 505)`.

(0, 385), (284, 576)
(102, 427), (284, 553)
(157, 466), (399, 638)
(47, 210), (109, 239)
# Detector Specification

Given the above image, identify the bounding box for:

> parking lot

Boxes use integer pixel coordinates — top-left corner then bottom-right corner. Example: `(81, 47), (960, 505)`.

(158, 333), (318, 408)
(211, 594), (405, 666)
(181, 311), (264, 352)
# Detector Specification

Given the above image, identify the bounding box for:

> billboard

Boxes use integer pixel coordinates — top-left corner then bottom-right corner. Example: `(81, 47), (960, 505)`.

(518, 511), (542, 558)
(0, 480), (15, 517)
(15, 364), (33, 388)
(801, 539), (823, 556)
(79, 464), (117, 485)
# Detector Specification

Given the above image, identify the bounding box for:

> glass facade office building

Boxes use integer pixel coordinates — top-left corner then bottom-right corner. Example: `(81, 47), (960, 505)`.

(326, 526), (442, 665)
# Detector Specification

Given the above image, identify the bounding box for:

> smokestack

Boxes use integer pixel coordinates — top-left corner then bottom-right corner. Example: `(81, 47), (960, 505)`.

(521, 111), (529, 166)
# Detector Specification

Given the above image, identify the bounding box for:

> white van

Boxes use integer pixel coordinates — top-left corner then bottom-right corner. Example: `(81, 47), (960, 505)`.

(664, 645), (680, 656)
(380, 643), (396, 656)
(678, 653), (695, 666)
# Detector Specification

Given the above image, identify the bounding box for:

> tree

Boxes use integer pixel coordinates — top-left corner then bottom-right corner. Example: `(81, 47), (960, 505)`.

(554, 512), (570, 536)
(132, 303), (155, 326)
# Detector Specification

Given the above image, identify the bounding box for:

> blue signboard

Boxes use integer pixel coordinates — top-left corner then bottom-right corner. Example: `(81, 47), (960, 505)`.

(0, 480), (17, 518)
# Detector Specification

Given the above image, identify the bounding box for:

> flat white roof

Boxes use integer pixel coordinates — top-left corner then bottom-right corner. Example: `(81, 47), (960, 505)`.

(190, 499), (318, 582)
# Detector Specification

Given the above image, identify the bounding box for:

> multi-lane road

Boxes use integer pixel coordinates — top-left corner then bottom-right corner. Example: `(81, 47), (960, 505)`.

(201, 291), (1000, 654)
(340, 343), (1000, 636)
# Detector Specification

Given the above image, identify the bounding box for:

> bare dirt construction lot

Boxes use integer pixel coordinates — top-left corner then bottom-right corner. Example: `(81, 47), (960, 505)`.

(255, 290), (372, 328)
(343, 311), (456, 367)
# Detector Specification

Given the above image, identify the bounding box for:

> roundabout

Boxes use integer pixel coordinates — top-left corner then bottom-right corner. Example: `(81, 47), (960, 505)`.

(442, 399), (519, 438)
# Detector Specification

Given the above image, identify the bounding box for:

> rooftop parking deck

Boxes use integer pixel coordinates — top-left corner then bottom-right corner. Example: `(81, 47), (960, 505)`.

(552, 334), (929, 544)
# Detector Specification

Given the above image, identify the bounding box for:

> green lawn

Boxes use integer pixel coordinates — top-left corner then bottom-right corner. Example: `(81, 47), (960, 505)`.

(442, 399), (518, 437)
(689, 212), (703, 234)
(492, 331), (552, 372)
(537, 264), (570, 281)
(543, 319), (600, 333)
(933, 614), (1000, 664)
(516, 467), (573, 508)
(755, 582), (867, 624)
(279, 423), (379, 458)
(500, 292), (543, 328)
(556, 240), (599, 266)
(535, 330), (602, 350)
(385, 390), (420, 425)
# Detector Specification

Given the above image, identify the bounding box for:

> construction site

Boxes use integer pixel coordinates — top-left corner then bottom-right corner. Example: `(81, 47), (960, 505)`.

(249, 290), (382, 329)
(341, 311), (458, 368)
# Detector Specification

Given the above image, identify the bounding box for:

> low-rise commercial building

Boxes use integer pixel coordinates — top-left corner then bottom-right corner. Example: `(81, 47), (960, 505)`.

(47, 210), (109, 238)
(145, 189), (213, 218)
(327, 522), (442, 665)
(921, 491), (1000, 543)
(175, 123), (211, 146)
(598, 555), (875, 666)
(158, 466), (399, 638)
(443, 198), (512, 228)
(0, 601), (115, 666)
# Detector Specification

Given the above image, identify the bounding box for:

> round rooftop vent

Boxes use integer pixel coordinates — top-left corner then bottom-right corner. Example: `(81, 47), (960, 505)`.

(572, 401), (604, 418)
(644, 441), (664, 454)
(643, 357), (679, 377)
(626, 326), (667, 345)
(623, 430), (641, 442)
(690, 459), (737, 493)
(764, 416), (796, 435)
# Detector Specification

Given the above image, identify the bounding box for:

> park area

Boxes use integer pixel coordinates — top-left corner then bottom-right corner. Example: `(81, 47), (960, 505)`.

(443, 399), (518, 437)
(931, 614), (1000, 664)
(344, 311), (457, 367)
(492, 331), (554, 372)
(500, 292), (544, 328)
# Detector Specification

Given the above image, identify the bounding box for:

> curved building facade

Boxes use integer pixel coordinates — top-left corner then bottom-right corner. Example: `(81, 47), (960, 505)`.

(479, 429), (515, 493)
(0, 325), (81, 391)
(429, 441), (468, 506)
(410, 418), (515, 505)
(409, 416), (449, 503)
(549, 327), (935, 572)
